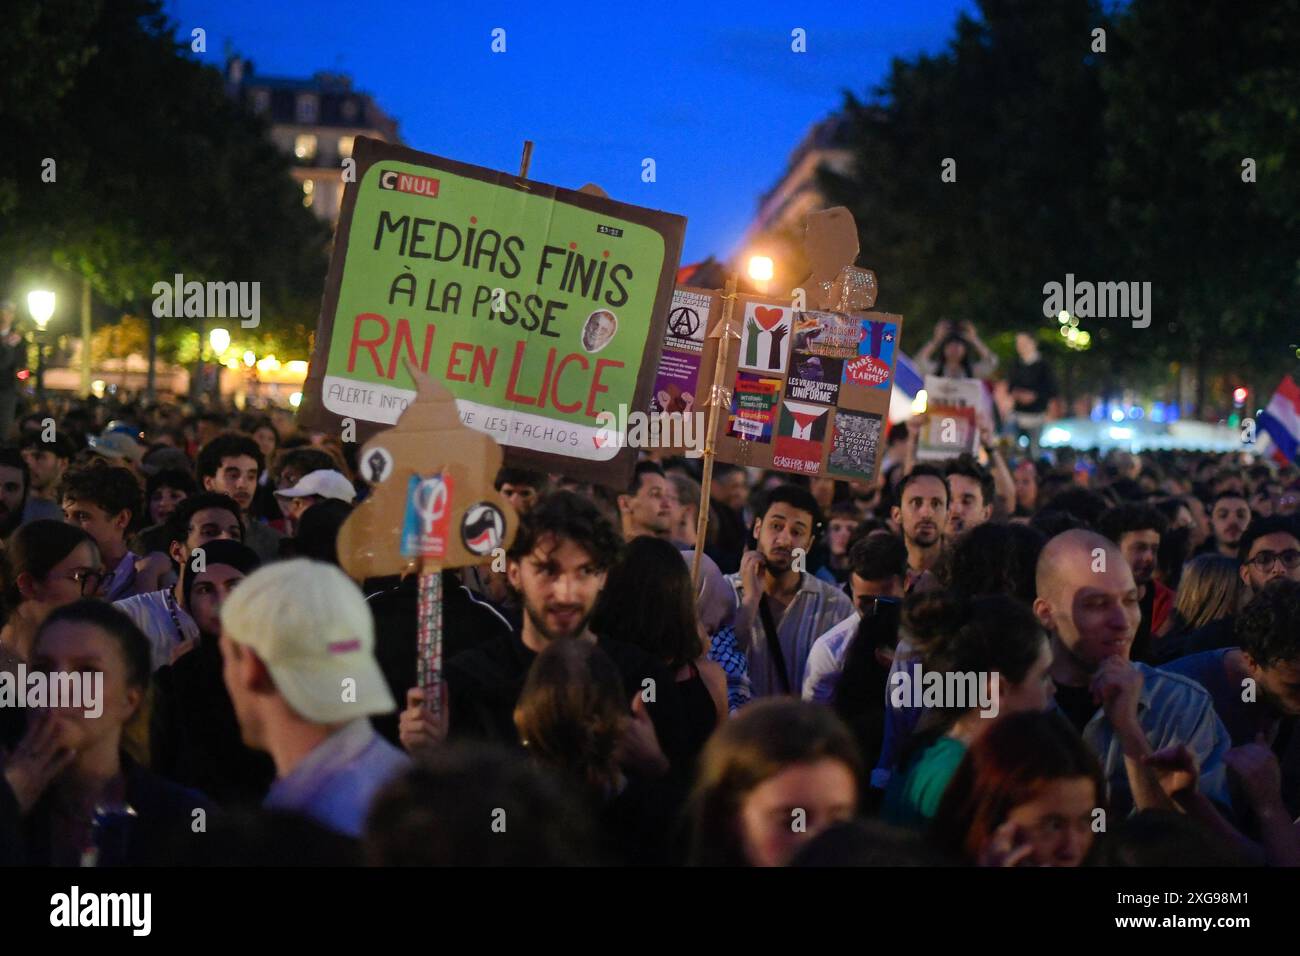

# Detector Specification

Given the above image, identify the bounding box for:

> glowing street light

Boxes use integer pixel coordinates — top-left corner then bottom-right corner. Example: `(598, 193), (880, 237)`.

(747, 255), (774, 282)
(209, 327), (231, 356)
(27, 290), (55, 331)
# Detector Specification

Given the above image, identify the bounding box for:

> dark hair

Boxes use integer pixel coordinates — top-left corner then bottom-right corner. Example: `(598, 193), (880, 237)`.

(929, 712), (1105, 863)
(164, 492), (244, 549)
(493, 466), (547, 491)
(944, 455), (994, 508)
(1041, 487), (1109, 527)
(938, 522), (1046, 604)
(36, 599), (152, 691)
(60, 461), (141, 524)
(848, 532), (907, 582)
(1097, 503), (1168, 548)
(180, 539), (261, 609)
(19, 432), (76, 460)
(293, 498), (352, 565)
(0, 447), (30, 536)
(591, 536), (701, 670)
(1029, 509), (1090, 538)
(1237, 514), (1299, 564)
(506, 490), (623, 570)
(196, 432), (264, 481)
(514, 640), (627, 796)
(363, 744), (598, 865)
(1, 521), (97, 613)
(625, 460), (666, 496)
(146, 467), (197, 503)
(689, 699), (861, 866)
(897, 464), (950, 507)
(756, 483), (823, 528)
(1236, 579), (1300, 669)
(273, 447), (337, 485)
(907, 591), (1046, 708)
(1156, 524), (1193, 590)
(1210, 489), (1250, 511)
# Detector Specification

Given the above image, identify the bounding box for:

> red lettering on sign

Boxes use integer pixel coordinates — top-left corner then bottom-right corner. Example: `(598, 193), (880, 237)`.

(348, 313), (390, 375)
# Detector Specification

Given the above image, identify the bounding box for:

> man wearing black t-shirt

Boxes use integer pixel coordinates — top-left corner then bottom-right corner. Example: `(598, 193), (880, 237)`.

(407, 491), (690, 776)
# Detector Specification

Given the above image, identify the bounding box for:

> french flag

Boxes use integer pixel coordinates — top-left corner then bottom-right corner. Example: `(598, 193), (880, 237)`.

(1259, 375), (1300, 465)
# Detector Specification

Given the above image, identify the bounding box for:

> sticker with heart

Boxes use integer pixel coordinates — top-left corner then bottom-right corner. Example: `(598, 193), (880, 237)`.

(753, 306), (786, 332)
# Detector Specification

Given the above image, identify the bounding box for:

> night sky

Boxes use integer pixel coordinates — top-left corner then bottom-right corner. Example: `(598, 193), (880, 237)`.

(168, 0), (973, 263)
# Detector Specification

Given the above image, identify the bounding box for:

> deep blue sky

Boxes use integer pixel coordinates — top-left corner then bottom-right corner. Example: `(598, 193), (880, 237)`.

(168, 0), (974, 263)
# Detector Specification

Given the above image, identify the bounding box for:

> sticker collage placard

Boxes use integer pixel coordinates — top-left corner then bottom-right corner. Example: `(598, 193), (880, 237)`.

(712, 298), (904, 482)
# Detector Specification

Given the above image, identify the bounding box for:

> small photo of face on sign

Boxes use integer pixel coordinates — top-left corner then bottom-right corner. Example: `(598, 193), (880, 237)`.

(582, 309), (618, 353)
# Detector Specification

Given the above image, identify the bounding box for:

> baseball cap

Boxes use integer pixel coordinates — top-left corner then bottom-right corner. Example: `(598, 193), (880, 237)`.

(220, 558), (395, 723)
(274, 469), (356, 503)
(87, 430), (145, 463)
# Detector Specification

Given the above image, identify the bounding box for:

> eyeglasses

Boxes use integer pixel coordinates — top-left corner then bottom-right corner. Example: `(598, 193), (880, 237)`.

(1247, 549), (1300, 571)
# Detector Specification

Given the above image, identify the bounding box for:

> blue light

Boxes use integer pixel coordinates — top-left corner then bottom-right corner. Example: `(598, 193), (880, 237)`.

(1151, 403), (1166, 423)
(1110, 407), (1125, 423)
(1129, 406), (1143, 420)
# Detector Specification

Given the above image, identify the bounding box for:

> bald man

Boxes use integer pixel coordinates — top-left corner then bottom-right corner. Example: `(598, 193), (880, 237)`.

(1033, 530), (1233, 817)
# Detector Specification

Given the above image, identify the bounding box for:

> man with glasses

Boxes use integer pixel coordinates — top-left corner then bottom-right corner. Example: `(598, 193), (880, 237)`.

(1238, 516), (1300, 596)
(113, 492), (245, 672)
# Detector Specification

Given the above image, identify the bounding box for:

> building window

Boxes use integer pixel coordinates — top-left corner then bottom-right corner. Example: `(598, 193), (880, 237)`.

(252, 89), (270, 114)
(294, 134), (318, 161)
(338, 135), (355, 159)
(296, 94), (318, 124)
(302, 179), (315, 208)
(341, 99), (358, 122)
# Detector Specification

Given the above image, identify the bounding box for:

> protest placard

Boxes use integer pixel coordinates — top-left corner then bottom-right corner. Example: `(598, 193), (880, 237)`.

(299, 137), (686, 487)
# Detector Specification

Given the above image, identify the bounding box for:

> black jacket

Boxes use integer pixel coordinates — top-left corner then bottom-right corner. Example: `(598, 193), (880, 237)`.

(151, 636), (275, 808)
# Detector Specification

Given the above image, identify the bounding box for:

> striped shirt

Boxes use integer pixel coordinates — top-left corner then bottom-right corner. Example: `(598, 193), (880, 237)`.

(725, 572), (856, 699)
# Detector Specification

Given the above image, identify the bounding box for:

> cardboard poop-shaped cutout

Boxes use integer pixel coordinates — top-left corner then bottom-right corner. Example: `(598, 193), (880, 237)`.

(337, 363), (518, 581)
(798, 206), (879, 313)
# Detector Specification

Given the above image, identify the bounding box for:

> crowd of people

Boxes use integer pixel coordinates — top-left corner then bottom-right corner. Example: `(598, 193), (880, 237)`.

(0, 392), (1298, 867)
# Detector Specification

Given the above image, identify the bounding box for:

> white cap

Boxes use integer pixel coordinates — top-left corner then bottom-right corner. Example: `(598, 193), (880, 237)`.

(220, 558), (395, 723)
(274, 469), (356, 504)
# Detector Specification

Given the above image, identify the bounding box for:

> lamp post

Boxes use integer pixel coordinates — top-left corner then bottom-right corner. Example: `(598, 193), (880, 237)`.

(27, 290), (55, 405)
(208, 327), (230, 401)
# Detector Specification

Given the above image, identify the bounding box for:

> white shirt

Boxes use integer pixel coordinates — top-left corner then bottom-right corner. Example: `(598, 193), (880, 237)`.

(114, 589), (200, 672)
(801, 611), (862, 703)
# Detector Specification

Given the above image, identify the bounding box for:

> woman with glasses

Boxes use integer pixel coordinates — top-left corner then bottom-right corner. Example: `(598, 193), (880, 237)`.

(0, 520), (102, 667)
(930, 711), (1106, 867)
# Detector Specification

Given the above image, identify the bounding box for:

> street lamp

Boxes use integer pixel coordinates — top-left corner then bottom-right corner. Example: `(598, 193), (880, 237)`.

(747, 255), (774, 294)
(209, 327), (231, 356)
(27, 290), (55, 404)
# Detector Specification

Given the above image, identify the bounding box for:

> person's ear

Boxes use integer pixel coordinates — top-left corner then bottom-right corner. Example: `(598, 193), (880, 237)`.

(616, 493), (630, 515)
(16, 570), (38, 601)
(506, 558), (522, 592)
(1238, 649), (1263, 679)
(246, 650), (275, 694)
(1032, 596), (1054, 634)
(890, 505), (901, 524)
(751, 517), (762, 540)
(1239, 564), (1251, 590)
(168, 540), (185, 566)
(981, 503), (993, 521)
(113, 509), (131, 533)
(122, 683), (144, 723)
(202, 475), (216, 492)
